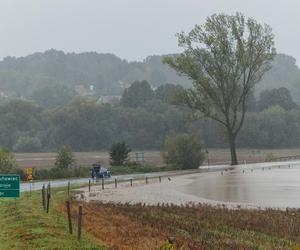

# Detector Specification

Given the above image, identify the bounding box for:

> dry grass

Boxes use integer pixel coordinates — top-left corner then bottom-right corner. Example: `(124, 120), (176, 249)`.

(15, 149), (300, 168)
(61, 201), (299, 249)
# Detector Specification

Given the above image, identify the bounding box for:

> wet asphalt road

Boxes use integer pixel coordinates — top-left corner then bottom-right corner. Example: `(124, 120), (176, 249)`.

(20, 169), (208, 192)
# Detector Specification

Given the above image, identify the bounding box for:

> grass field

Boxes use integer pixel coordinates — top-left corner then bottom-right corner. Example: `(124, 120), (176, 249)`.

(1, 184), (300, 249)
(14, 148), (300, 168)
(0, 187), (105, 249)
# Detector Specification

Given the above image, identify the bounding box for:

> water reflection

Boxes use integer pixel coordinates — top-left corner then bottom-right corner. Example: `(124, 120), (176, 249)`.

(180, 167), (300, 208)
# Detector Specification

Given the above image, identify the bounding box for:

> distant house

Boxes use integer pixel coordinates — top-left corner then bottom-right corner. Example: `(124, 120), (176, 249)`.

(75, 84), (95, 96)
(119, 80), (131, 90)
(97, 95), (121, 105)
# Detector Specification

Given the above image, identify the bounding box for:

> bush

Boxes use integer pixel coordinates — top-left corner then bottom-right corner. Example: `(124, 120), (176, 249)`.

(33, 166), (90, 180)
(156, 241), (178, 250)
(0, 148), (18, 173)
(13, 168), (26, 180)
(162, 134), (204, 169)
(109, 142), (131, 166)
(55, 146), (75, 169)
(265, 152), (276, 162)
(110, 163), (181, 175)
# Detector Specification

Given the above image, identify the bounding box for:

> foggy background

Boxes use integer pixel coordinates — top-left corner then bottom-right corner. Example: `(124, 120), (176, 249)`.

(0, 0), (299, 63)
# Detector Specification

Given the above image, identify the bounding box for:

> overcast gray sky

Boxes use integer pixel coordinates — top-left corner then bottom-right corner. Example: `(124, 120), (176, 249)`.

(0, 0), (299, 64)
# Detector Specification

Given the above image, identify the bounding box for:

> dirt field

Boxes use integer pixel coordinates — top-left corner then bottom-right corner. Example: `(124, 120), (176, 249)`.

(15, 151), (161, 168)
(14, 148), (300, 168)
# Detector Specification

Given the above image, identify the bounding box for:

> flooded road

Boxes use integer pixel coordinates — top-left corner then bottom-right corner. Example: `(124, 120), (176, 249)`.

(180, 164), (300, 208)
(20, 168), (207, 192)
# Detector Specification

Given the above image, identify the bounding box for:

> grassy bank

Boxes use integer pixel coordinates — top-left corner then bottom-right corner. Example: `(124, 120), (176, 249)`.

(69, 201), (299, 249)
(2, 185), (300, 249)
(109, 163), (181, 175)
(15, 163), (183, 182)
(0, 188), (105, 249)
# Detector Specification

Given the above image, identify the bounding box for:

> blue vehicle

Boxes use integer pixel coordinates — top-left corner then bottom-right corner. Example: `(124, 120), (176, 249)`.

(91, 163), (111, 178)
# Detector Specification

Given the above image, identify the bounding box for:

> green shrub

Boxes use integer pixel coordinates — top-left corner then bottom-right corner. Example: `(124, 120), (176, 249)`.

(265, 152), (276, 162)
(55, 146), (75, 169)
(33, 166), (90, 180)
(0, 148), (18, 173)
(109, 162), (181, 175)
(13, 168), (26, 180)
(162, 134), (204, 169)
(156, 241), (182, 250)
(109, 142), (131, 166)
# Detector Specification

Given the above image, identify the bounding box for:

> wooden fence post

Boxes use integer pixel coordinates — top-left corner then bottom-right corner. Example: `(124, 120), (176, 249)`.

(67, 181), (70, 196)
(46, 193), (50, 213)
(115, 179), (117, 188)
(159, 176), (161, 183)
(77, 205), (83, 241)
(88, 179), (91, 192)
(42, 184), (46, 210)
(46, 183), (51, 213)
(102, 178), (104, 190)
(146, 177), (148, 184)
(66, 201), (73, 234)
(130, 179), (133, 187)
(47, 183), (51, 198)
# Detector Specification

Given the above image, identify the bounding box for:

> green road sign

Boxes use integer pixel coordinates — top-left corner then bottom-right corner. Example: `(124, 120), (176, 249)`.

(0, 175), (20, 198)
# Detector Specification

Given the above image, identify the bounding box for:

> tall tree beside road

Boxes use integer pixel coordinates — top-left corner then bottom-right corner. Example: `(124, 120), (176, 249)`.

(164, 13), (276, 165)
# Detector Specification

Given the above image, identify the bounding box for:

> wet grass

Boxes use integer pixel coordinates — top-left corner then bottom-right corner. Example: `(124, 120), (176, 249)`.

(67, 201), (300, 249)
(2, 185), (300, 249)
(109, 163), (181, 175)
(0, 189), (105, 250)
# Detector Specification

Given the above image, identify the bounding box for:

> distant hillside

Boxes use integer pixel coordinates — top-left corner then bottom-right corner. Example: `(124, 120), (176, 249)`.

(0, 50), (190, 99)
(0, 50), (299, 103)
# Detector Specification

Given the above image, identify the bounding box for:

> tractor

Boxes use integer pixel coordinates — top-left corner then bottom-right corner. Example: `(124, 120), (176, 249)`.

(91, 163), (111, 179)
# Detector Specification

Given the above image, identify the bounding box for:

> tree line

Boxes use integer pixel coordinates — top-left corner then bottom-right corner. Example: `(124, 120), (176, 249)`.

(0, 79), (299, 152)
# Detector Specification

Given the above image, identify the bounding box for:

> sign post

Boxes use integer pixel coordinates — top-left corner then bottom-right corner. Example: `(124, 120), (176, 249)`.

(26, 168), (33, 181)
(26, 168), (33, 197)
(0, 175), (20, 198)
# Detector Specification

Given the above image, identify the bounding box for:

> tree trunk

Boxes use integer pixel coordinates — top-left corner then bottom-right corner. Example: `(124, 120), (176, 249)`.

(228, 133), (238, 165)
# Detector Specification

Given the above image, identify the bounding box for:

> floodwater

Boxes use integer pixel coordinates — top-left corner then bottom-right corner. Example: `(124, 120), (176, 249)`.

(180, 165), (300, 208)
(20, 169), (202, 192)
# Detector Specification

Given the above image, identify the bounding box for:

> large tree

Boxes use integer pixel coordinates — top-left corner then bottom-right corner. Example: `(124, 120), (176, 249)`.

(121, 80), (154, 107)
(164, 13), (276, 165)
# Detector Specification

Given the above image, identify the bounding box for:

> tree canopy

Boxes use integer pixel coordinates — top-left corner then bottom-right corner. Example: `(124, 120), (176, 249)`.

(120, 80), (154, 107)
(164, 13), (276, 165)
(258, 87), (298, 111)
(31, 83), (76, 109)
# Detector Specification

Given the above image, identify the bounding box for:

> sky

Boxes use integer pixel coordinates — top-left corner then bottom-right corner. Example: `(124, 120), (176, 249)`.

(0, 0), (299, 64)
